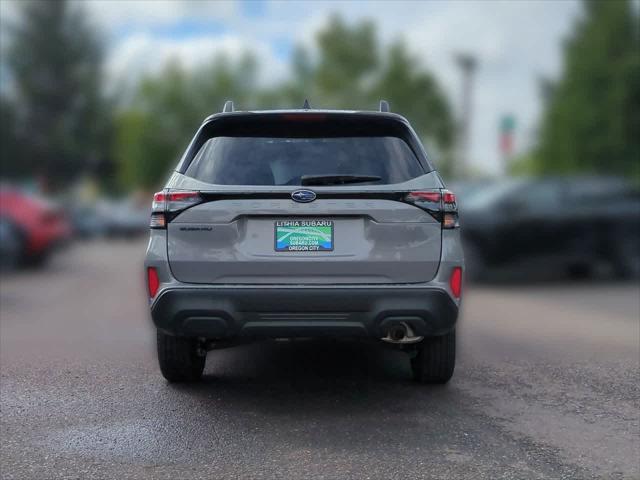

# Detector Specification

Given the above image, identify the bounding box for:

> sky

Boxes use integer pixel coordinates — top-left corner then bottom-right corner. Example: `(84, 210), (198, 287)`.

(1, 0), (584, 175)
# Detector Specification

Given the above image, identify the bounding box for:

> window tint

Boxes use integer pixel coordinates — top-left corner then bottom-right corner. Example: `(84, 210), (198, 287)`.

(184, 136), (423, 186)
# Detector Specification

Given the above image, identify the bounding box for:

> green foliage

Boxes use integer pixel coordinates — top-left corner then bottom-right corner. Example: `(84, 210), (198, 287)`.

(2, 0), (111, 186)
(114, 16), (455, 189)
(286, 18), (455, 150)
(114, 110), (153, 189)
(537, 0), (640, 178)
(507, 151), (540, 177)
(114, 54), (260, 189)
(0, 98), (21, 178)
(373, 41), (454, 149)
(314, 15), (379, 107)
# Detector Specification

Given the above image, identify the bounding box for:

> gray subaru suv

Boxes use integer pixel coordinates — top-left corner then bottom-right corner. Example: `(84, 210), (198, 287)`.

(145, 101), (464, 384)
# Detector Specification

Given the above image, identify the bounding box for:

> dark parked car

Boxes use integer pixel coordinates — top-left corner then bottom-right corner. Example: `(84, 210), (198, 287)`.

(460, 177), (640, 280)
(98, 199), (149, 238)
(68, 205), (107, 239)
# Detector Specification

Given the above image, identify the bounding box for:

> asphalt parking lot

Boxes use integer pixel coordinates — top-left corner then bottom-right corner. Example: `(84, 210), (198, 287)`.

(1, 240), (639, 479)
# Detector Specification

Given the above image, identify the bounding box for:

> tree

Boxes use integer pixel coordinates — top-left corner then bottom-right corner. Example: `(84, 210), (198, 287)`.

(4, 0), (110, 187)
(314, 15), (379, 108)
(287, 18), (454, 155)
(537, 0), (640, 178)
(114, 53), (259, 190)
(373, 41), (454, 151)
(114, 16), (455, 189)
(0, 98), (21, 178)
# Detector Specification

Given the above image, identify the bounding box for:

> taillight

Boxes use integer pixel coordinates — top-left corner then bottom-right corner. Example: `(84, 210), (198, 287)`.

(443, 191), (456, 204)
(404, 189), (459, 229)
(147, 267), (160, 298)
(149, 212), (166, 229)
(450, 266), (462, 298)
(441, 190), (458, 229)
(150, 190), (202, 229)
(406, 191), (442, 203)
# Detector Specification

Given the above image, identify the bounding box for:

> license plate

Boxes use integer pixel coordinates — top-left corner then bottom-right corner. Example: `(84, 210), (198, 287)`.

(274, 220), (334, 251)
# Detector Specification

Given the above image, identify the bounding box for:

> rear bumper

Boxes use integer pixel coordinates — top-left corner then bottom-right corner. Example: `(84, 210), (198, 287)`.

(150, 285), (458, 339)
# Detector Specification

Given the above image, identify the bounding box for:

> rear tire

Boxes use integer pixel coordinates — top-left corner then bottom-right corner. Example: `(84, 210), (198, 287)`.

(411, 329), (456, 384)
(157, 330), (206, 382)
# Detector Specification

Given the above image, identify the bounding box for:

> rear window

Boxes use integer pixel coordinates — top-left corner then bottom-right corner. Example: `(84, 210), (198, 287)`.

(184, 136), (424, 186)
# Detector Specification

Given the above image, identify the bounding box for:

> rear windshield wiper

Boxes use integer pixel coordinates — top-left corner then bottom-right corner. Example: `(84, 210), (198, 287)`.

(301, 174), (382, 186)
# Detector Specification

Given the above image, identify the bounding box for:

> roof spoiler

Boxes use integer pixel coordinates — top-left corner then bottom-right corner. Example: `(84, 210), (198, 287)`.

(221, 99), (390, 113)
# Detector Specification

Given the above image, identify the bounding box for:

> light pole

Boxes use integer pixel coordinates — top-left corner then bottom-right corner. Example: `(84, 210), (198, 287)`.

(455, 53), (477, 178)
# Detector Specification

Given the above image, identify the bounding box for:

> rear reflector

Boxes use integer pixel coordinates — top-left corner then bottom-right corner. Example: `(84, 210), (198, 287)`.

(450, 266), (462, 298)
(147, 267), (160, 298)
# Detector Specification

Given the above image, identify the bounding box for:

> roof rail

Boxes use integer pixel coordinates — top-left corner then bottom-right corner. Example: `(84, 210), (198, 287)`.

(223, 100), (234, 113)
(379, 100), (390, 112)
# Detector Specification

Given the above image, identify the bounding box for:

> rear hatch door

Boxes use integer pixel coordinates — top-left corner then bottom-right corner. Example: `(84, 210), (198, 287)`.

(165, 112), (444, 284)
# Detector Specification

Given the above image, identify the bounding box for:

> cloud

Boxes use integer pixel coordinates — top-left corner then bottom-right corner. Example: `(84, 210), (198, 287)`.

(3, 0), (583, 174)
(85, 0), (237, 31)
(257, 0), (582, 173)
(403, 0), (582, 172)
(105, 32), (289, 92)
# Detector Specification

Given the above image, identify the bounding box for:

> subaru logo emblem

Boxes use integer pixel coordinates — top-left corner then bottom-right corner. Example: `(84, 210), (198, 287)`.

(291, 189), (316, 203)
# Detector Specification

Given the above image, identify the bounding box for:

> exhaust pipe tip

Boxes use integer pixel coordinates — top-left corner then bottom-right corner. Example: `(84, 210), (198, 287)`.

(388, 324), (407, 342)
(381, 321), (424, 344)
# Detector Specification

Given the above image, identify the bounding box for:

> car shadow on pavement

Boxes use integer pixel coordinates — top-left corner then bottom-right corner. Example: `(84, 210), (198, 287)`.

(166, 339), (459, 420)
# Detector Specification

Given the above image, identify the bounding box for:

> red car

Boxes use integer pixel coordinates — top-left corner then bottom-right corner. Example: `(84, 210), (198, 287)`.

(0, 188), (72, 268)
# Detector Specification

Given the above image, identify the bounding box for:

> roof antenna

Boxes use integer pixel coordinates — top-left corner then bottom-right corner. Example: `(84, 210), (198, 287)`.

(379, 100), (390, 112)
(303, 99), (310, 110)
(223, 100), (234, 113)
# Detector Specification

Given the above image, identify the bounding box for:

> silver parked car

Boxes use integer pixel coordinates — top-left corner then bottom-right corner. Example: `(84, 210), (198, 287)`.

(145, 101), (464, 384)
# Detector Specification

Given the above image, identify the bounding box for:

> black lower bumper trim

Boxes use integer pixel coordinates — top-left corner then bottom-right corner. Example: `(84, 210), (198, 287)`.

(151, 286), (458, 339)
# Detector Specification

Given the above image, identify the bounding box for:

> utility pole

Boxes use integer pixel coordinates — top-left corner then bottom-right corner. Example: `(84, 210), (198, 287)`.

(455, 53), (477, 179)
